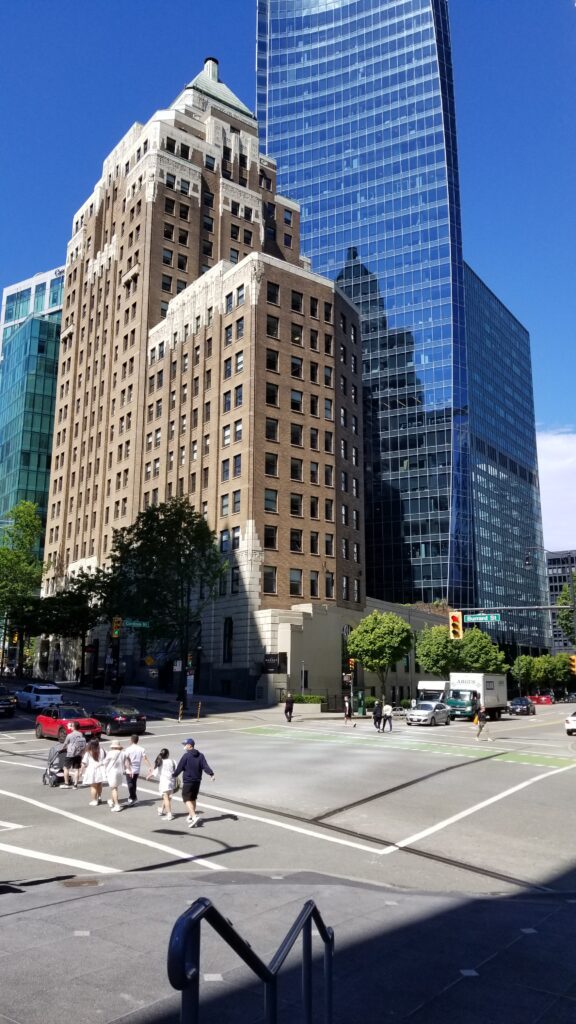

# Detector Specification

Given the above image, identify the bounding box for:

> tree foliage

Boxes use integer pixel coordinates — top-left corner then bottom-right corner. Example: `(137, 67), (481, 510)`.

(511, 655), (534, 694)
(0, 502), (44, 674)
(91, 499), (225, 696)
(458, 628), (509, 673)
(415, 624), (508, 677)
(556, 579), (576, 645)
(347, 610), (413, 688)
(415, 625), (460, 678)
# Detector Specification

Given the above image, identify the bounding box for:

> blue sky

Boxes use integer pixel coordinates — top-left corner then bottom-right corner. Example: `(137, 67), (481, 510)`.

(0, 0), (574, 544)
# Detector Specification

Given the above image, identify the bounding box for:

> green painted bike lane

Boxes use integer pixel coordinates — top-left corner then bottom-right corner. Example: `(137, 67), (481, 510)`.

(242, 724), (576, 770)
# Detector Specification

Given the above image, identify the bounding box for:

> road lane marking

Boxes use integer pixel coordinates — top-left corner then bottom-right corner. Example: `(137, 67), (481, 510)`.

(0, 841), (118, 874)
(0, 786), (226, 872)
(0, 820), (24, 832)
(378, 761), (576, 856)
(136, 784), (386, 855)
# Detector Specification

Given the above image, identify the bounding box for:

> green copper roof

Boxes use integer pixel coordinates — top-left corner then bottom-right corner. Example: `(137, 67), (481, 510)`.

(186, 58), (254, 120)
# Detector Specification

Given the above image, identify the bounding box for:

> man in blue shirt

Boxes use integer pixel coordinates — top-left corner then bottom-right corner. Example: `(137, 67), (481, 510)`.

(174, 738), (215, 828)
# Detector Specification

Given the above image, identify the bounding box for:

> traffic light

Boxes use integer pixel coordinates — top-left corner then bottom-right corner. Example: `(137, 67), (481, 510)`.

(569, 655), (576, 675)
(448, 611), (463, 640)
(348, 658), (356, 671)
(111, 616), (122, 638)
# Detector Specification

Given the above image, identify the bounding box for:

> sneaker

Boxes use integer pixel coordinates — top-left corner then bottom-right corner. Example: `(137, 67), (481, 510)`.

(186, 815), (193, 822)
(187, 816), (199, 828)
(165, 813), (174, 821)
(62, 783), (73, 789)
(89, 800), (99, 806)
(127, 799), (134, 805)
(111, 804), (122, 812)
(107, 799), (114, 808)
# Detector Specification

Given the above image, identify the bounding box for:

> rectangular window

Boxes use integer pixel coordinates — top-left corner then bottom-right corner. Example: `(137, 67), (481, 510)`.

(264, 489), (278, 513)
(234, 384), (243, 407)
(310, 571), (319, 598)
(232, 489), (241, 514)
(266, 383), (279, 406)
(263, 565), (277, 594)
(310, 428), (319, 450)
(290, 423), (303, 446)
(266, 349), (279, 372)
(290, 390), (303, 413)
(221, 493), (229, 516)
(290, 493), (303, 517)
(222, 425), (231, 447)
(265, 452), (278, 476)
(310, 531), (319, 555)
(290, 529), (303, 553)
(291, 324), (303, 346)
(267, 315), (279, 338)
(291, 356), (303, 379)
(289, 568), (302, 596)
(291, 291), (303, 313)
(264, 525), (277, 549)
(266, 417), (279, 441)
(233, 419), (242, 442)
(233, 454), (242, 477)
(290, 458), (303, 481)
(267, 282), (280, 304)
(221, 459), (230, 481)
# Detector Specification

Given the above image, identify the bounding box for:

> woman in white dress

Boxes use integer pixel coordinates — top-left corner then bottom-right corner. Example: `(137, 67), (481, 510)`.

(80, 738), (106, 805)
(102, 739), (124, 811)
(148, 747), (177, 820)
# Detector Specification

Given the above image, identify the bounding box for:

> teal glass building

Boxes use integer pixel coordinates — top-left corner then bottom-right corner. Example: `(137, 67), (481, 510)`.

(0, 315), (60, 553)
(257, 0), (548, 648)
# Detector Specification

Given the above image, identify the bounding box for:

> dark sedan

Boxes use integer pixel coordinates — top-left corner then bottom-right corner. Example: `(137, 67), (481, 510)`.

(509, 697), (536, 716)
(91, 704), (147, 735)
(0, 685), (17, 717)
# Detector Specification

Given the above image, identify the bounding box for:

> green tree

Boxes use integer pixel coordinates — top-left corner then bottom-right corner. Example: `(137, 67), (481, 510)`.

(347, 610), (413, 691)
(531, 654), (558, 689)
(93, 498), (224, 700)
(552, 653), (572, 689)
(0, 501), (44, 675)
(511, 654), (534, 696)
(39, 574), (103, 683)
(458, 628), (508, 673)
(415, 625), (460, 679)
(556, 579), (576, 645)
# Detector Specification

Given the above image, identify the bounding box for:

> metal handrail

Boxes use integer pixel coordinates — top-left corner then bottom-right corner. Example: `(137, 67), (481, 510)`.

(167, 896), (334, 1024)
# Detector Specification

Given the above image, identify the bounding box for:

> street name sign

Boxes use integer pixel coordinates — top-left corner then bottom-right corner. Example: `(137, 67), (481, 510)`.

(124, 618), (150, 628)
(464, 613), (501, 623)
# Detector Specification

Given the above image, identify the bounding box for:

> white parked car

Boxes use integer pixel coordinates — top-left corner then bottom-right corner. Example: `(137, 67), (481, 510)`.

(15, 683), (63, 711)
(406, 701), (451, 727)
(565, 711), (576, 736)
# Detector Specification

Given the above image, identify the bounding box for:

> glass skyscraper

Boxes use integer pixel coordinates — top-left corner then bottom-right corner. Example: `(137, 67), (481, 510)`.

(257, 0), (548, 648)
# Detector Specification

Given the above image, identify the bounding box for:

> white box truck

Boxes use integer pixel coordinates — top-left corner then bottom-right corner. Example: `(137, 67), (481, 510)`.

(447, 673), (508, 721)
(417, 680), (449, 702)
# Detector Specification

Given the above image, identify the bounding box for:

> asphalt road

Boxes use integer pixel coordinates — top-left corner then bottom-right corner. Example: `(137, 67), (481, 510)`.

(1, 701), (576, 1023)
(1, 702), (575, 890)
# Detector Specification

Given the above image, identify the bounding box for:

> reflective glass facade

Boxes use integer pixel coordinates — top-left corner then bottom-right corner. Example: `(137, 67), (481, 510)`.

(1, 270), (64, 346)
(257, 0), (548, 648)
(257, 0), (472, 608)
(0, 315), (60, 554)
(465, 265), (548, 650)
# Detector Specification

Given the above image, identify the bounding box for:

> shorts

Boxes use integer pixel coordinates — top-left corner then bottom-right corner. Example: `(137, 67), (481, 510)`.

(64, 755), (82, 769)
(182, 781), (200, 802)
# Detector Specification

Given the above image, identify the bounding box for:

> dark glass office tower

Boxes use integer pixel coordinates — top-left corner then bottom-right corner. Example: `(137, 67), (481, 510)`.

(257, 0), (548, 648)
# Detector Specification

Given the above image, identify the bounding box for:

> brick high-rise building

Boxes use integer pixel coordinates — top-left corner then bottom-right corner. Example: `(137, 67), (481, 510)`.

(45, 59), (364, 696)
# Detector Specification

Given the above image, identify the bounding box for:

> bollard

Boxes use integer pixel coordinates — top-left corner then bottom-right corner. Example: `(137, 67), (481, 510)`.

(178, 702), (184, 722)
(196, 701), (202, 720)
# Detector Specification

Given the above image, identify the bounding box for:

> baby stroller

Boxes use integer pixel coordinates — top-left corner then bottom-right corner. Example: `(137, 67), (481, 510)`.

(43, 744), (66, 787)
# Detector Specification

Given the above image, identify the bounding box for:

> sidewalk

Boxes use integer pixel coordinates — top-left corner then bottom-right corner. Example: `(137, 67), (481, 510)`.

(1, 870), (574, 1023)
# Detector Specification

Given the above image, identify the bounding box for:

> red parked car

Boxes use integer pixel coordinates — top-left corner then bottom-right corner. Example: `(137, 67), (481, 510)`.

(528, 694), (553, 706)
(35, 705), (102, 743)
